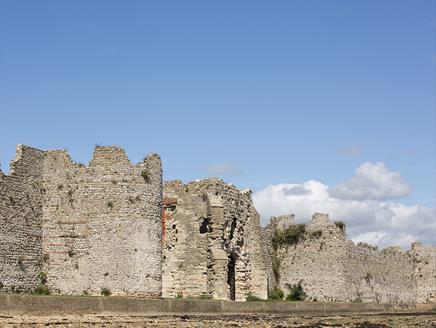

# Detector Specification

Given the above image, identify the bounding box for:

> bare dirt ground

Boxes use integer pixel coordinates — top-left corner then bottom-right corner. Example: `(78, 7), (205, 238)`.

(0, 313), (435, 328)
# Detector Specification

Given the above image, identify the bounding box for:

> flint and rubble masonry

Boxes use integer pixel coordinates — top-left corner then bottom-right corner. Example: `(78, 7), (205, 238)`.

(162, 179), (268, 301)
(1, 144), (435, 304)
(0, 145), (162, 297)
(264, 213), (435, 304)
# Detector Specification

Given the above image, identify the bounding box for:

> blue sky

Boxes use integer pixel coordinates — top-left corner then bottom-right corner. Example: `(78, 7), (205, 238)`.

(0, 1), (435, 246)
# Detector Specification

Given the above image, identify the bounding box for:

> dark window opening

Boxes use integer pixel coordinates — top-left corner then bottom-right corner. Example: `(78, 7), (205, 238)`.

(229, 217), (237, 240)
(199, 218), (212, 234)
(227, 254), (236, 301)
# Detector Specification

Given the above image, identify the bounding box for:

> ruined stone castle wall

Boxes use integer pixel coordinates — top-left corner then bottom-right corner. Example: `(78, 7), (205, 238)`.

(266, 213), (434, 303)
(162, 179), (267, 301)
(41, 146), (162, 297)
(343, 243), (416, 303)
(0, 145), (45, 292)
(261, 214), (295, 293)
(410, 242), (436, 303)
(271, 214), (348, 301)
(0, 145), (162, 297)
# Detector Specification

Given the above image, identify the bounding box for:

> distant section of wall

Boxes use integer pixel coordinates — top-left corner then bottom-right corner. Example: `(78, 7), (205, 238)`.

(343, 243), (416, 303)
(261, 215), (295, 293)
(410, 242), (436, 303)
(0, 145), (45, 292)
(162, 179), (267, 301)
(265, 213), (436, 304)
(42, 146), (162, 297)
(271, 214), (349, 302)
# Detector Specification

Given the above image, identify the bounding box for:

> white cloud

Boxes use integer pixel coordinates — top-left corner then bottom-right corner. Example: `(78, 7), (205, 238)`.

(344, 146), (362, 157)
(253, 162), (435, 249)
(329, 162), (410, 200)
(208, 163), (242, 175)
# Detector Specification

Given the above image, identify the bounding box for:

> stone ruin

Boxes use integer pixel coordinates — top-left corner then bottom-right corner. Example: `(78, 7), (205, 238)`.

(0, 144), (435, 303)
(162, 179), (267, 301)
(263, 213), (436, 304)
(0, 145), (162, 297)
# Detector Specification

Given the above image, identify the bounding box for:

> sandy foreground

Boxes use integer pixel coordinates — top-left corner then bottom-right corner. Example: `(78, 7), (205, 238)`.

(0, 313), (435, 328)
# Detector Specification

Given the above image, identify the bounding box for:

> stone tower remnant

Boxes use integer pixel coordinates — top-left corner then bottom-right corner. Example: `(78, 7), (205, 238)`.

(162, 179), (268, 301)
(0, 145), (162, 297)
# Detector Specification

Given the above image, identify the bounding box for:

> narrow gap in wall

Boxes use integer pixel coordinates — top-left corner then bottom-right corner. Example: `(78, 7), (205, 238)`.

(227, 254), (236, 301)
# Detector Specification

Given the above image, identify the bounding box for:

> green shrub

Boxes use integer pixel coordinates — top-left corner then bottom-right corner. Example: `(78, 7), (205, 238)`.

(309, 230), (322, 239)
(34, 284), (50, 295)
(334, 221), (346, 232)
(141, 169), (150, 183)
(285, 280), (307, 301)
(101, 288), (111, 296)
(198, 294), (213, 300)
(272, 224), (306, 250)
(269, 287), (284, 301)
(38, 272), (48, 285)
(246, 293), (264, 302)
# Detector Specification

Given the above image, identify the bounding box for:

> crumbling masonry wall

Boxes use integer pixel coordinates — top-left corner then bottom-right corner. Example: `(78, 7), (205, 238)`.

(162, 179), (267, 301)
(264, 214), (348, 301)
(409, 242), (436, 303)
(1, 145), (162, 297)
(343, 242), (416, 303)
(264, 213), (435, 303)
(0, 145), (45, 292)
(41, 146), (162, 297)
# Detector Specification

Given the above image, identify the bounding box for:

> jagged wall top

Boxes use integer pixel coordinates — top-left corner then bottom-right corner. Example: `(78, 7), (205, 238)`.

(44, 145), (161, 170)
(0, 145), (45, 178)
(164, 178), (254, 205)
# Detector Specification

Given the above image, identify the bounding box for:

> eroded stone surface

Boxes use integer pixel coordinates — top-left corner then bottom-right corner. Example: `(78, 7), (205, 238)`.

(0, 145), (162, 297)
(162, 179), (268, 301)
(0, 145), (45, 293)
(264, 213), (436, 304)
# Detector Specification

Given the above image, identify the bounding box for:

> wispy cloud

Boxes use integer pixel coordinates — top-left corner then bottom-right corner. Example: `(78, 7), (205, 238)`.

(207, 163), (242, 176)
(343, 146), (362, 157)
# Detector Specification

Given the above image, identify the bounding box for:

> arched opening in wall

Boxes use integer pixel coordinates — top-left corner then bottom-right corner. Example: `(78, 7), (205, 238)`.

(227, 253), (236, 301)
(199, 217), (212, 234)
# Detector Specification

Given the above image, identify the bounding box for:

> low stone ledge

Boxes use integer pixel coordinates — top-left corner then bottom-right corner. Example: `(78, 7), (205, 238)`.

(0, 294), (433, 317)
